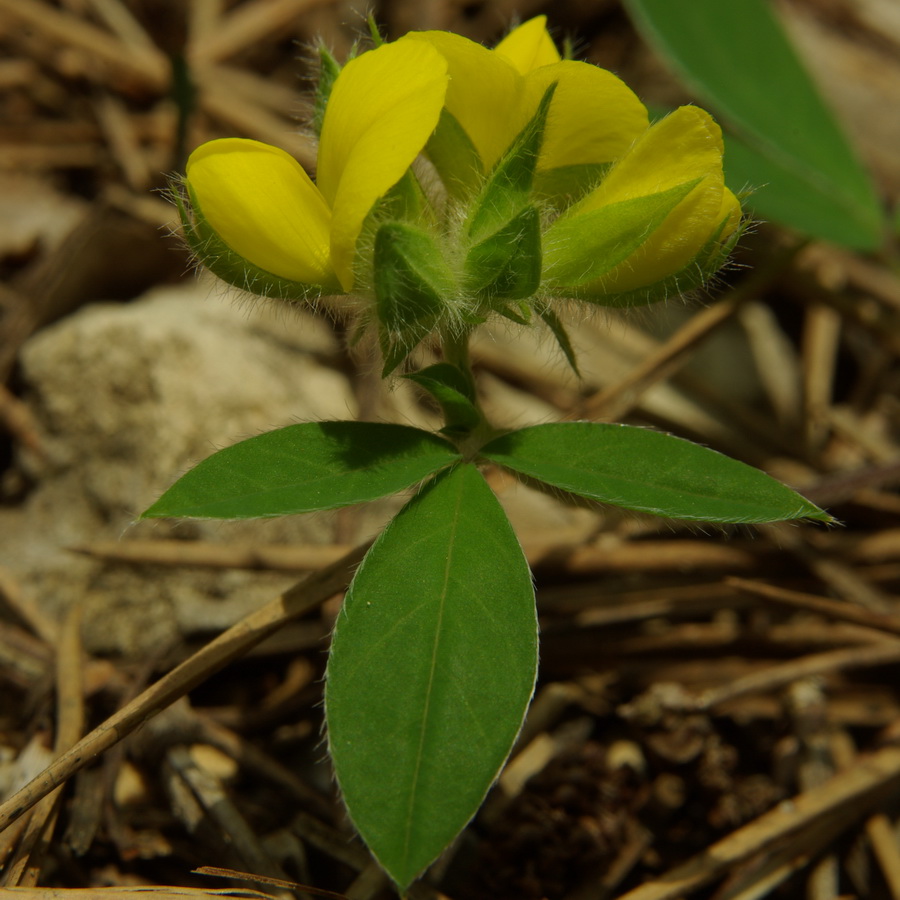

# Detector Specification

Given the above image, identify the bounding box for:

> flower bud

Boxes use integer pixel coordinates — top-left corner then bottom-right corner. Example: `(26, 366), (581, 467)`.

(373, 222), (457, 375)
(542, 106), (742, 305)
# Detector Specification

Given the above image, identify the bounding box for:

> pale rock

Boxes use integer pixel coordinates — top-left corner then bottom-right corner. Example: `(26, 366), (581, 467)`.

(0, 281), (357, 654)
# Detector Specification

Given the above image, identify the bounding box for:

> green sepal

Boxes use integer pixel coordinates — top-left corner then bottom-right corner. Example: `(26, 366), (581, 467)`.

(464, 205), (542, 303)
(312, 44), (342, 138)
(465, 82), (557, 244)
(405, 363), (481, 436)
(573, 207), (745, 308)
(366, 12), (385, 47)
(537, 304), (581, 376)
(353, 172), (433, 297)
(406, 362), (475, 402)
(542, 178), (701, 289)
(373, 222), (456, 376)
(179, 189), (331, 301)
(425, 109), (485, 199)
(496, 303), (532, 326)
(453, 308), (488, 328)
(373, 169), (429, 226)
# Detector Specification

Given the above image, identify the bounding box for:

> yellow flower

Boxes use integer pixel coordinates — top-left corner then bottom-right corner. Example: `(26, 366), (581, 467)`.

(409, 15), (648, 183)
(544, 105), (742, 300)
(409, 16), (739, 300)
(179, 15), (742, 370)
(184, 38), (448, 293)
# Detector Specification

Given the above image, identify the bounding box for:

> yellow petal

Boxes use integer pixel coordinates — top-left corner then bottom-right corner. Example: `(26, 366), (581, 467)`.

(317, 39), (448, 291)
(407, 30), (524, 173)
(576, 106), (724, 211)
(186, 138), (333, 284)
(414, 28), (648, 181)
(494, 16), (561, 74)
(524, 61), (649, 170)
(573, 107), (733, 291)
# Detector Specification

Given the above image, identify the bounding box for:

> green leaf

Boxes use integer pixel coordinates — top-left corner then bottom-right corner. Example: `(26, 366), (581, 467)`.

(465, 82), (557, 244)
(543, 179), (699, 287)
(464, 204), (542, 302)
(481, 423), (832, 524)
(142, 422), (460, 519)
(326, 463), (537, 889)
(373, 222), (456, 375)
(623, 0), (884, 250)
(721, 133), (875, 250)
(405, 364), (481, 436)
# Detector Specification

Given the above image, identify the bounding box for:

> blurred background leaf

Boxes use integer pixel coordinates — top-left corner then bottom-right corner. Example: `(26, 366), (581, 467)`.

(624, 0), (885, 250)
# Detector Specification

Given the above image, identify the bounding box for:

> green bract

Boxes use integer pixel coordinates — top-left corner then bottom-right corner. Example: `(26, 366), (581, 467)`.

(180, 15), (741, 374)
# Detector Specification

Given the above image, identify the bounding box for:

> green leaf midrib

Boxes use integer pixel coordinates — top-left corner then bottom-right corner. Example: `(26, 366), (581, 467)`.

(401, 468), (465, 873)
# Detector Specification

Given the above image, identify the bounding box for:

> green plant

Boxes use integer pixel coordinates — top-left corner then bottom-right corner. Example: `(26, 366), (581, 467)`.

(144, 16), (830, 893)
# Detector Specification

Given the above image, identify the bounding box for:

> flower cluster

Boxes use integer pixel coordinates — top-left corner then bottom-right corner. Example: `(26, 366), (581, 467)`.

(181, 17), (742, 373)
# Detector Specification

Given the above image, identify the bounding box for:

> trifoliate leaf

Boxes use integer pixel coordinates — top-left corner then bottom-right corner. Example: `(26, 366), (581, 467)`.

(482, 423), (832, 523)
(143, 422), (460, 519)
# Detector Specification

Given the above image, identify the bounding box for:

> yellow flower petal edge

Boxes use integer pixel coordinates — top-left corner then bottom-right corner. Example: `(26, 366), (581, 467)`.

(576, 106), (724, 212)
(494, 15), (561, 74)
(406, 30), (524, 174)
(186, 138), (333, 285)
(524, 61), (649, 171)
(572, 107), (739, 293)
(318, 38), (448, 291)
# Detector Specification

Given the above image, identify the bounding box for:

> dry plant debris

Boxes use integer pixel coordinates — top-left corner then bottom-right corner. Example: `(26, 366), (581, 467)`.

(2, 1), (900, 899)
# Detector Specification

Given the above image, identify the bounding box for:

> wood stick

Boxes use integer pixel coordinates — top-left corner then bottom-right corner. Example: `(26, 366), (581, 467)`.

(727, 577), (900, 637)
(615, 745), (900, 900)
(0, 541), (369, 836)
(698, 642), (900, 711)
(578, 242), (802, 422)
(0, 0), (168, 89)
(73, 536), (763, 576)
(3, 605), (85, 885)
